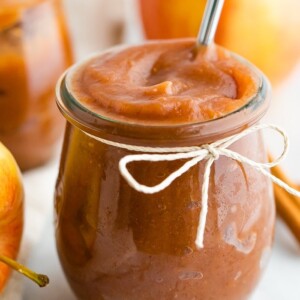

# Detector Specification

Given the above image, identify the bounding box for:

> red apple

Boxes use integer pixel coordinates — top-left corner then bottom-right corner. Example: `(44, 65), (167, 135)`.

(0, 142), (48, 291)
(0, 142), (23, 291)
(139, 0), (300, 84)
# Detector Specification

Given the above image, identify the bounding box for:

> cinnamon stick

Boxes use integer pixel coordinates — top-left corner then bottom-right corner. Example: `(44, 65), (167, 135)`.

(270, 162), (300, 244)
(271, 162), (300, 192)
(273, 184), (300, 243)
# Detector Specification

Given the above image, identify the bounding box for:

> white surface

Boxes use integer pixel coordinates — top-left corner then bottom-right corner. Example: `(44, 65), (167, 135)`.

(19, 65), (300, 300)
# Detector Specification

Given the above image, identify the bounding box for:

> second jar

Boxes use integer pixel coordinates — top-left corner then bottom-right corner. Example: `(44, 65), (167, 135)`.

(0, 0), (73, 170)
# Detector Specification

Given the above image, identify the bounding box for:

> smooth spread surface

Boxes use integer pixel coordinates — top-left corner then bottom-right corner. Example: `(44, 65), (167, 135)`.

(69, 40), (260, 125)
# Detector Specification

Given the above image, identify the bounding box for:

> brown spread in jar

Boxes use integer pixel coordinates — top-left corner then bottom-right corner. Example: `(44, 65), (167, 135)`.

(69, 39), (260, 125)
(0, 0), (73, 170)
(55, 39), (274, 300)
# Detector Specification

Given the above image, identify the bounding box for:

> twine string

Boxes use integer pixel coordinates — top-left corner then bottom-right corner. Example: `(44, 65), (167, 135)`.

(84, 124), (299, 249)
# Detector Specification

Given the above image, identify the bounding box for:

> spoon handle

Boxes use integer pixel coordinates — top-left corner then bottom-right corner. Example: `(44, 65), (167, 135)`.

(197, 0), (225, 46)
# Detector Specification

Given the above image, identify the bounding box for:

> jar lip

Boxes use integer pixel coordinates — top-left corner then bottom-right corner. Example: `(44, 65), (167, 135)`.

(56, 41), (271, 144)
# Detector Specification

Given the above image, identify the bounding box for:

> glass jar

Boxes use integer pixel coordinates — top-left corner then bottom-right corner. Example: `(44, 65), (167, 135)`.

(0, 0), (73, 170)
(55, 47), (275, 300)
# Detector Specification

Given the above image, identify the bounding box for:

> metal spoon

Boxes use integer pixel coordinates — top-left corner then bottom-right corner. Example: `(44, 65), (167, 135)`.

(197, 0), (225, 46)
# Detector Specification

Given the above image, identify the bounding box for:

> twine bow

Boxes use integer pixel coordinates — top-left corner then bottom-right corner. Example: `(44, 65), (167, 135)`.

(85, 124), (300, 249)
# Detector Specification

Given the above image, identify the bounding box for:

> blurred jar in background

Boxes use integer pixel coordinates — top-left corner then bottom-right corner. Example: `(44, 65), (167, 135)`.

(63, 0), (125, 60)
(139, 0), (300, 85)
(0, 0), (73, 170)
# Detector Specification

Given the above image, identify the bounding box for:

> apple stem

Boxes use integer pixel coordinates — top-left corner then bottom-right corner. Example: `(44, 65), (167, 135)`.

(0, 255), (49, 287)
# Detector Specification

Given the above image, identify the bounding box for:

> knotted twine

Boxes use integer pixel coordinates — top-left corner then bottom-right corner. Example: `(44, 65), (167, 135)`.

(84, 124), (300, 249)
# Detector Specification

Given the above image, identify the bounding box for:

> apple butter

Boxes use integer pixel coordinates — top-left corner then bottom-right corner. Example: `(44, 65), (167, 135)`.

(55, 39), (274, 300)
(0, 0), (73, 170)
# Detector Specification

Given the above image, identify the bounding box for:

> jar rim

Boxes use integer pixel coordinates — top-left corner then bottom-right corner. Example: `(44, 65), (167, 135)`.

(56, 41), (271, 146)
